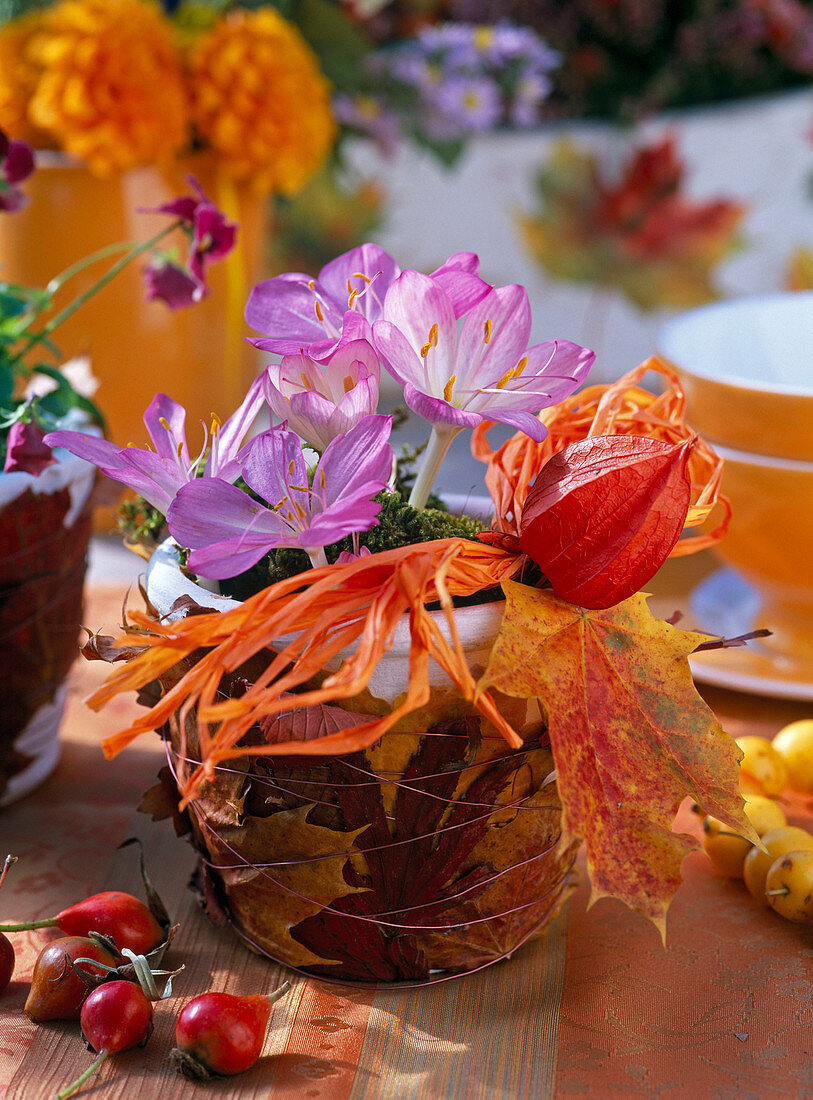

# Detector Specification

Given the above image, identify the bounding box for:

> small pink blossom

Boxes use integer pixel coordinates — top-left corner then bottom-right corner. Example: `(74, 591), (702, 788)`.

(3, 419), (56, 476)
(263, 338), (380, 451)
(143, 257), (204, 310)
(0, 130), (35, 213)
(142, 176), (237, 305)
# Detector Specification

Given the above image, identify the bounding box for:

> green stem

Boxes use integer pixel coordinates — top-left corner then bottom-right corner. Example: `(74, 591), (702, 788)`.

(45, 241), (136, 296)
(56, 1050), (108, 1100)
(267, 980), (292, 1005)
(408, 425), (459, 511)
(14, 220), (181, 363)
(309, 547), (328, 569)
(0, 917), (56, 931)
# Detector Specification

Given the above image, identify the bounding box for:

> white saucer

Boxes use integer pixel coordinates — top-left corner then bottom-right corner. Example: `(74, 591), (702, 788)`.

(687, 567), (813, 702)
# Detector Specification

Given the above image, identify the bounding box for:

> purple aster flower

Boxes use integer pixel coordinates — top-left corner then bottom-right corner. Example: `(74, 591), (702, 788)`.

(245, 244), (490, 360)
(3, 418), (56, 476)
(332, 94), (402, 157)
(166, 414), (393, 575)
(44, 375), (267, 513)
(0, 130), (35, 213)
(388, 51), (443, 90)
(508, 72), (553, 128)
(143, 256), (204, 310)
(478, 23), (560, 69)
(263, 337), (380, 451)
(427, 75), (503, 135)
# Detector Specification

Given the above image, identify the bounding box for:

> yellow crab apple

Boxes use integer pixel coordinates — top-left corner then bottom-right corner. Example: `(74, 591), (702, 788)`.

(765, 850), (813, 923)
(743, 825), (813, 904)
(772, 720), (813, 796)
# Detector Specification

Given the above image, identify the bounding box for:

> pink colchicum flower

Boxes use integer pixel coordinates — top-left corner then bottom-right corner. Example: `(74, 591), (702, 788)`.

(373, 271), (594, 439)
(3, 418), (57, 476)
(44, 375), (267, 514)
(166, 415), (394, 576)
(245, 243), (491, 361)
(263, 338), (380, 451)
(372, 270), (594, 508)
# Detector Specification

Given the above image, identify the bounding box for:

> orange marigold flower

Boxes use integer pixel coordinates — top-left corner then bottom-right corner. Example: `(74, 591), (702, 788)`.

(0, 15), (50, 147)
(185, 8), (336, 197)
(26, 0), (189, 176)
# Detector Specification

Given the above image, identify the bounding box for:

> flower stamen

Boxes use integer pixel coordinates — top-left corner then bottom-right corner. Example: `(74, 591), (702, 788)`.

(420, 322), (439, 358)
(443, 375), (456, 402)
(483, 318), (492, 344)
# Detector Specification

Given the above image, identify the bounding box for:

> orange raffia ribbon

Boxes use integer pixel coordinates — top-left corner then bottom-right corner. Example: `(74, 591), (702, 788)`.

(88, 538), (523, 806)
(472, 356), (730, 554)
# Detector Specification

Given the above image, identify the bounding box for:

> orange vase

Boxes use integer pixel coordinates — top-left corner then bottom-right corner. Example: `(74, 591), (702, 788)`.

(0, 154), (270, 452)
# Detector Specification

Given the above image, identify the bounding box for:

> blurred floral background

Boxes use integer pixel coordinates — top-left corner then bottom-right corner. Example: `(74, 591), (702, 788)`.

(0, 0), (811, 396)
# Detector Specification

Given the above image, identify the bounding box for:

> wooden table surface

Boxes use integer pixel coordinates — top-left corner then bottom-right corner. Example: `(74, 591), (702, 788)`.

(2, 569), (812, 1100)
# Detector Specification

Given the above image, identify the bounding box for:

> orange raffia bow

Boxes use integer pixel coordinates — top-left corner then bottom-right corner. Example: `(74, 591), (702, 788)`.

(473, 356), (730, 555)
(89, 538), (524, 805)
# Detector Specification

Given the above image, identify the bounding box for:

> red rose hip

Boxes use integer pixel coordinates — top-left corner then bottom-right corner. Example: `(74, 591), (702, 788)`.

(56, 980), (154, 1099)
(0, 890), (164, 954)
(171, 983), (291, 1079)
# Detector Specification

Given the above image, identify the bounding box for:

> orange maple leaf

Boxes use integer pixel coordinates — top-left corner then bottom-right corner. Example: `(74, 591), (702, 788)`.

(476, 579), (755, 936)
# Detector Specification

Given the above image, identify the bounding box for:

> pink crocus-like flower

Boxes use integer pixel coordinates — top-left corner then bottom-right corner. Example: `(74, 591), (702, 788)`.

(3, 419), (57, 476)
(166, 415), (393, 576)
(263, 338), (380, 451)
(44, 375), (266, 514)
(372, 271), (594, 440)
(245, 243), (490, 360)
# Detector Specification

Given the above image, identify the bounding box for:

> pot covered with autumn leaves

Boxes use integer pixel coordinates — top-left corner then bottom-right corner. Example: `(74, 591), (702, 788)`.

(56, 242), (753, 983)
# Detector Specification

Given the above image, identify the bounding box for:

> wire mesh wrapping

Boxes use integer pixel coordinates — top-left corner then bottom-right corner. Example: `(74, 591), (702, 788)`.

(0, 482), (94, 799)
(150, 662), (580, 985)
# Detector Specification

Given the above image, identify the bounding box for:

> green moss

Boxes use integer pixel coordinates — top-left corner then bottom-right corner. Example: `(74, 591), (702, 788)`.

(217, 491), (488, 599)
(122, 488), (495, 602)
